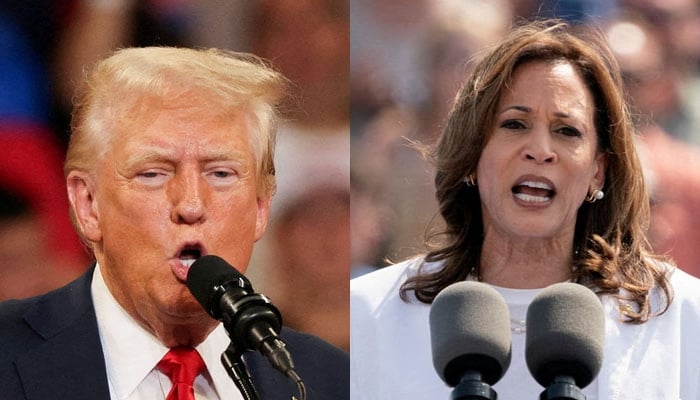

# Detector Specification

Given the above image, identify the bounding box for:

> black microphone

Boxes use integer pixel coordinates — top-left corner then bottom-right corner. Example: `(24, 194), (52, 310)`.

(430, 281), (512, 400)
(526, 282), (605, 400)
(186, 255), (305, 399)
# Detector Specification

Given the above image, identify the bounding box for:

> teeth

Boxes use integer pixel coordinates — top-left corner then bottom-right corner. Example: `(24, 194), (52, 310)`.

(180, 259), (196, 268)
(514, 193), (551, 202)
(520, 180), (553, 190)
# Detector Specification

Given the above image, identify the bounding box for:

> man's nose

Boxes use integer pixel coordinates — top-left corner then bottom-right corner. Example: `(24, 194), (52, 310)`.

(170, 171), (207, 225)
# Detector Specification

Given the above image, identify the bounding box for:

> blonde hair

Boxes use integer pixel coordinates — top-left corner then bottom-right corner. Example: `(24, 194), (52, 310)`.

(65, 46), (285, 197)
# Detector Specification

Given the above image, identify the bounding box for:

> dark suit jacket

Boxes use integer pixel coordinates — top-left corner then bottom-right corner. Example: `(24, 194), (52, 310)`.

(0, 267), (349, 399)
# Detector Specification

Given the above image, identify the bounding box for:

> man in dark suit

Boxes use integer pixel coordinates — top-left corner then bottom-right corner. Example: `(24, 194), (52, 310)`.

(0, 47), (348, 399)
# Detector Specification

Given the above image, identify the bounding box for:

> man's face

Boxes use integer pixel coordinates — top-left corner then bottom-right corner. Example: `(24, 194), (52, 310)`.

(82, 101), (270, 344)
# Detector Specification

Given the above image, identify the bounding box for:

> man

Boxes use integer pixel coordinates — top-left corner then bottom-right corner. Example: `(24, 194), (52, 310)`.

(0, 47), (348, 399)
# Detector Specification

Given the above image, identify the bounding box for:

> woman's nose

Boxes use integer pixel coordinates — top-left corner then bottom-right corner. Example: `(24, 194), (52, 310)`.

(521, 129), (557, 164)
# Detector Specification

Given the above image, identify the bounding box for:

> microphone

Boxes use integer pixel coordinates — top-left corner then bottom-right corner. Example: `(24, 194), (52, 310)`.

(430, 281), (512, 400)
(526, 282), (605, 400)
(187, 255), (305, 399)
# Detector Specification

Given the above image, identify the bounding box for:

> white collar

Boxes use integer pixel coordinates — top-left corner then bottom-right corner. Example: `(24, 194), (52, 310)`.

(91, 263), (238, 399)
(490, 284), (542, 306)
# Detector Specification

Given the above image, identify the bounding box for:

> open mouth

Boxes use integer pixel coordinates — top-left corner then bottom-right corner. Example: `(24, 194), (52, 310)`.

(178, 244), (203, 268)
(512, 180), (556, 203)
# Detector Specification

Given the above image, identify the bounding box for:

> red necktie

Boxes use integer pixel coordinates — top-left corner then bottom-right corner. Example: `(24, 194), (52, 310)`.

(158, 347), (206, 400)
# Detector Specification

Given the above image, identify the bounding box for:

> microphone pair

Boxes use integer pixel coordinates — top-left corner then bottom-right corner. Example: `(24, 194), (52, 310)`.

(430, 281), (605, 400)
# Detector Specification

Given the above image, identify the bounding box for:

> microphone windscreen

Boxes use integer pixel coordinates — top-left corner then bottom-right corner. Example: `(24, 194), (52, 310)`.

(429, 281), (512, 386)
(186, 255), (250, 314)
(525, 282), (605, 388)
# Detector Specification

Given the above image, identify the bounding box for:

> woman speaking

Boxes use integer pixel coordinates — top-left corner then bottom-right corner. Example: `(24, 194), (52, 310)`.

(351, 20), (700, 400)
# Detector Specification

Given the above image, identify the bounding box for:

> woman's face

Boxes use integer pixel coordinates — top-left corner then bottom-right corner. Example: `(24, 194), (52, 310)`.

(476, 61), (606, 243)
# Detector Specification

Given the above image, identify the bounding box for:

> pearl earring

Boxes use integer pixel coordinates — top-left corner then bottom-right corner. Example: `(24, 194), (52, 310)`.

(586, 189), (604, 203)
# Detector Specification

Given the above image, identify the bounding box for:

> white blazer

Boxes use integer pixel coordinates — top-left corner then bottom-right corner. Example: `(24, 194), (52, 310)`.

(350, 258), (700, 400)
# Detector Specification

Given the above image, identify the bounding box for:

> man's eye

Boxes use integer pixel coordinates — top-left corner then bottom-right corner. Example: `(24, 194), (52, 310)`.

(212, 170), (234, 178)
(207, 169), (239, 182)
(134, 170), (170, 186)
(139, 171), (161, 178)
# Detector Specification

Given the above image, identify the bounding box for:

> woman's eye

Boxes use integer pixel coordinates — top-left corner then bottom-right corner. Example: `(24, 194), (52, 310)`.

(557, 126), (582, 137)
(501, 120), (526, 130)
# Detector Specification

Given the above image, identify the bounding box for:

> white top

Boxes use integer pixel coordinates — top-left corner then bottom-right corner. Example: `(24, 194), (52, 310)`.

(350, 257), (700, 400)
(91, 264), (243, 400)
(490, 285), (599, 400)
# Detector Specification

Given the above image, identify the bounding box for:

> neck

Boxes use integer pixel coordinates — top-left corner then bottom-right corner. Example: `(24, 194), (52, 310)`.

(479, 232), (574, 289)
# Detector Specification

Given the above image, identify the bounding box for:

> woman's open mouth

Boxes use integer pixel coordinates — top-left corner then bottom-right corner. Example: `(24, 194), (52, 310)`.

(512, 180), (555, 204)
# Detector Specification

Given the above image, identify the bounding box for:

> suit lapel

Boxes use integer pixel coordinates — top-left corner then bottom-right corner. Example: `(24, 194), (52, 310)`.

(244, 331), (320, 400)
(14, 267), (111, 400)
(245, 350), (297, 400)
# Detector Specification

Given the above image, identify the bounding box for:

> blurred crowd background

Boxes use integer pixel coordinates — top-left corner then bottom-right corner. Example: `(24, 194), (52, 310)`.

(2, 0), (700, 352)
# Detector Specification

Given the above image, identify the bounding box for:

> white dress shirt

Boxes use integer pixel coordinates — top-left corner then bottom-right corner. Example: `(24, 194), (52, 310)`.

(91, 264), (244, 400)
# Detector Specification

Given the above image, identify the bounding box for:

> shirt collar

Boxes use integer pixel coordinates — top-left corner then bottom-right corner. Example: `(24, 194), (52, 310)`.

(91, 263), (237, 399)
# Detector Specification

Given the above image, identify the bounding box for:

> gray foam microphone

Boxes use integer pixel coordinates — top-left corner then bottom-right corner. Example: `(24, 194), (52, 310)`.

(525, 282), (605, 390)
(430, 281), (512, 387)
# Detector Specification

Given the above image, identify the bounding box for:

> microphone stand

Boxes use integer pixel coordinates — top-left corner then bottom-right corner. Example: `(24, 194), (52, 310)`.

(221, 343), (259, 400)
(450, 371), (497, 400)
(539, 375), (586, 400)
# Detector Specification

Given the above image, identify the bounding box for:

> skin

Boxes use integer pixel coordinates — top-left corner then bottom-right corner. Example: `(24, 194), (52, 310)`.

(67, 97), (271, 347)
(476, 61), (607, 288)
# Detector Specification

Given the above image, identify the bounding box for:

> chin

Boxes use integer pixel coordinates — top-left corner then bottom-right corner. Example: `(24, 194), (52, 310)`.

(509, 223), (564, 239)
(137, 291), (218, 347)
(157, 321), (217, 348)
(156, 289), (210, 321)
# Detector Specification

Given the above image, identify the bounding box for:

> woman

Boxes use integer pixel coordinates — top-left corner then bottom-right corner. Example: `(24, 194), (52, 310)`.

(350, 20), (700, 399)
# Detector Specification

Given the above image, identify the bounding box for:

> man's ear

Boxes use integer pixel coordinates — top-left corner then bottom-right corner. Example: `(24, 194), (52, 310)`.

(254, 195), (272, 242)
(66, 171), (102, 243)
